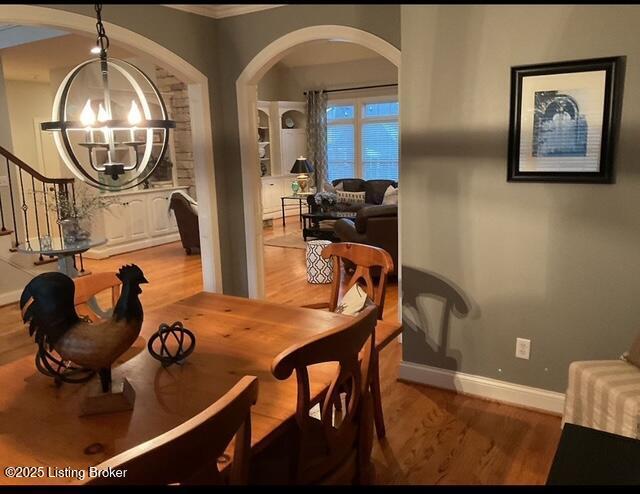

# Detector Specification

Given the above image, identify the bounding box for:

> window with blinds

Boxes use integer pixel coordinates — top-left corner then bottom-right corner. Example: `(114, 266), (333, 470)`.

(327, 105), (355, 181)
(326, 99), (399, 183)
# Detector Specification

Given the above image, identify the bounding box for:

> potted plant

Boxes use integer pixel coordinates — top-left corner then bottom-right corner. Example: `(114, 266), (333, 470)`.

(314, 191), (337, 212)
(34, 188), (120, 244)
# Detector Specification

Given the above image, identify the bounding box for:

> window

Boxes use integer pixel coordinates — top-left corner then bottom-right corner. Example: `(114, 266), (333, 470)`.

(326, 105), (355, 182)
(326, 97), (399, 183)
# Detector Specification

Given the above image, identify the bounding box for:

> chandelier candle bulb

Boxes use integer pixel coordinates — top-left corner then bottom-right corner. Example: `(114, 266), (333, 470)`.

(80, 99), (96, 143)
(128, 100), (142, 141)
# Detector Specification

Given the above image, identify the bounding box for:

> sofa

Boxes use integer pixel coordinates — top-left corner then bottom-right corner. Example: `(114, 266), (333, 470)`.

(307, 178), (398, 213)
(307, 178), (398, 273)
(169, 191), (200, 255)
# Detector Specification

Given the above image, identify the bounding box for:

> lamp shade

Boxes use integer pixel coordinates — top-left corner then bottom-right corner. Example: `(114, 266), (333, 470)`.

(290, 156), (314, 174)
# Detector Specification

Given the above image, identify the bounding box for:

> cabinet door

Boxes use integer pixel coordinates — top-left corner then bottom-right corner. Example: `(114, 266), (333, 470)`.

(261, 179), (280, 213)
(103, 202), (127, 245)
(149, 193), (172, 237)
(126, 197), (148, 241)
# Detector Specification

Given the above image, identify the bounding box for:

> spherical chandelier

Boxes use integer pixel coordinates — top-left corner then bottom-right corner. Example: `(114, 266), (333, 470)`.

(41, 4), (176, 191)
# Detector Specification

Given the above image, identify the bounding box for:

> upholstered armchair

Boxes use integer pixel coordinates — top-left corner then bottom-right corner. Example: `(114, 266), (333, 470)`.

(169, 191), (200, 255)
(334, 204), (398, 274)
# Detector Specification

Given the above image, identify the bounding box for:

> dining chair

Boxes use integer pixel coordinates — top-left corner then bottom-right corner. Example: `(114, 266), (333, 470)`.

(302, 242), (394, 439)
(250, 305), (378, 485)
(86, 375), (259, 485)
(73, 271), (122, 322)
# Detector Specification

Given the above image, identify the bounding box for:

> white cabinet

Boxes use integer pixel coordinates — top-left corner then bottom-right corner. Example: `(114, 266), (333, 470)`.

(149, 192), (173, 237)
(127, 197), (148, 241)
(261, 177), (281, 215)
(103, 202), (128, 244)
(85, 186), (186, 259)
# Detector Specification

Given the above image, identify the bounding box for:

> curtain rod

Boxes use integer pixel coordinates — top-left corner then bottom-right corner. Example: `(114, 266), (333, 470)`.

(303, 83), (398, 96)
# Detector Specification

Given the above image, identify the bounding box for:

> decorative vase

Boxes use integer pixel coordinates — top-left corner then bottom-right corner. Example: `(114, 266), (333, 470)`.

(60, 218), (91, 244)
(291, 181), (300, 194)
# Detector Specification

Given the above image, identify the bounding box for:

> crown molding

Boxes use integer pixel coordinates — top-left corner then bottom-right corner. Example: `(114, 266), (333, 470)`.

(164, 5), (285, 19)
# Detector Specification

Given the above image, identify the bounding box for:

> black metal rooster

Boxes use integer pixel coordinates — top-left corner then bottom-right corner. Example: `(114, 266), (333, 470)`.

(20, 264), (148, 393)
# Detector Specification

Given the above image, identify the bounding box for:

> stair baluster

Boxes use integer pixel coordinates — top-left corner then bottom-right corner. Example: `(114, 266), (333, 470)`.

(0, 145), (76, 262)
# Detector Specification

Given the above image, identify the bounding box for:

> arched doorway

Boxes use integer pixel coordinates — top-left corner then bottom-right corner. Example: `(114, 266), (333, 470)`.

(0, 4), (222, 292)
(236, 25), (401, 299)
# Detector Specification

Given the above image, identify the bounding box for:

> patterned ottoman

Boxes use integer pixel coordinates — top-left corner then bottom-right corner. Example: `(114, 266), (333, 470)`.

(563, 359), (640, 439)
(305, 240), (334, 284)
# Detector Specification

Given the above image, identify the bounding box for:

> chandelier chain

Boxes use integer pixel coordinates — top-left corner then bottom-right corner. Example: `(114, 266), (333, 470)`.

(94, 3), (110, 55)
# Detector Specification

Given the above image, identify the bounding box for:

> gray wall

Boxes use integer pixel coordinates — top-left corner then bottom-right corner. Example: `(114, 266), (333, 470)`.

(401, 5), (640, 392)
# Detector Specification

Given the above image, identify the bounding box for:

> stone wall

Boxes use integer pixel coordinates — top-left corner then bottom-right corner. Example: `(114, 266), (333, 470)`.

(155, 66), (196, 198)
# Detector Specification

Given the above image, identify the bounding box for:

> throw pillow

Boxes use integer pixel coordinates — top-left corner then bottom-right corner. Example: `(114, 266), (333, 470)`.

(382, 185), (398, 205)
(627, 331), (640, 368)
(334, 283), (371, 316)
(336, 190), (365, 206)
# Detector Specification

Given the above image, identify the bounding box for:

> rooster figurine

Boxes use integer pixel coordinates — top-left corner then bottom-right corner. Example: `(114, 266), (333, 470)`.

(20, 264), (148, 394)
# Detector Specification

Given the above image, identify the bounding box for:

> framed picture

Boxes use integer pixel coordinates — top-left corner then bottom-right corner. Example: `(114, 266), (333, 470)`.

(507, 57), (624, 183)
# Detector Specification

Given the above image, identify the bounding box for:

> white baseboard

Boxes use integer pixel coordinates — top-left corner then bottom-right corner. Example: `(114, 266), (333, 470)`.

(84, 234), (181, 260)
(398, 360), (565, 415)
(0, 288), (23, 307)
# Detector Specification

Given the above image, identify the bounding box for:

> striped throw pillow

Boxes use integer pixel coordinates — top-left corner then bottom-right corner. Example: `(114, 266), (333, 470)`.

(336, 190), (365, 205)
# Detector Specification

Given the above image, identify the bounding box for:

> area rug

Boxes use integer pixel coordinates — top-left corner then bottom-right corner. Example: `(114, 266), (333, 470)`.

(264, 233), (307, 250)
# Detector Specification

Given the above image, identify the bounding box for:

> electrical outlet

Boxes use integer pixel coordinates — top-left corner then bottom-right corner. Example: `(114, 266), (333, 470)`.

(516, 338), (531, 360)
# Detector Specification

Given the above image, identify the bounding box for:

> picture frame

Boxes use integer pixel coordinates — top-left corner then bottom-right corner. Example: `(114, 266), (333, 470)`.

(507, 57), (624, 183)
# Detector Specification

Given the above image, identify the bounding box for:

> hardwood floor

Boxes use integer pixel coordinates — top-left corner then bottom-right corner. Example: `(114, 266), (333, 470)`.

(263, 218), (561, 485)
(0, 216), (561, 484)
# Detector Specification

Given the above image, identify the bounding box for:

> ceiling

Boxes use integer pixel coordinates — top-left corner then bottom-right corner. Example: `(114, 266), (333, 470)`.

(0, 23), (68, 50)
(164, 4), (285, 19)
(0, 33), (134, 82)
(277, 40), (383, 68)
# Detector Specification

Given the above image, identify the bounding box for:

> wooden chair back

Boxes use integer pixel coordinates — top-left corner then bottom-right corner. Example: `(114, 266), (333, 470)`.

(73, 272), (121, 321)
(322, 242), (394, 320)
(271, 305), (378, 484)
(86, 375), (259, 485)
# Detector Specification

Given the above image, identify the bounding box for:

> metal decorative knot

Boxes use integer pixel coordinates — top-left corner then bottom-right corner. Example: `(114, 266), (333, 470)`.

(147, 321), (196, 367)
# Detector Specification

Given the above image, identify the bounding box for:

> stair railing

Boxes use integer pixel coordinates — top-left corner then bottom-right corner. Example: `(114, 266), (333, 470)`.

(0, 145), (77, 265)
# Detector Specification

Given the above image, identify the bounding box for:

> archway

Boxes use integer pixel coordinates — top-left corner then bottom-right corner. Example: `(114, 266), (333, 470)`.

(0, 5), (222, 292)
(236, 25), (401, 299)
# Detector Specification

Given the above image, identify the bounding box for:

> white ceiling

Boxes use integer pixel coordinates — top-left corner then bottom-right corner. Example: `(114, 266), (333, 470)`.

(277, 40), (382, 68)
(0, 33), (134, 82)
(164, 4), (285, 19)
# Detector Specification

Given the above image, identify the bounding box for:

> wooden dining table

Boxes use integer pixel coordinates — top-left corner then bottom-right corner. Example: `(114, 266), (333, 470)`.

(0, 292), (402, 485)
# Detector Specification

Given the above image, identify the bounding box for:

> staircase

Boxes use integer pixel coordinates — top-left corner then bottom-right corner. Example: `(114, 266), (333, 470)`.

(0, 145), (77, 305)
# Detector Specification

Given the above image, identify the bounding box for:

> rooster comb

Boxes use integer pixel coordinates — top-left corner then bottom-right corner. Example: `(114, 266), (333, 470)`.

(116, 264), (147, 283)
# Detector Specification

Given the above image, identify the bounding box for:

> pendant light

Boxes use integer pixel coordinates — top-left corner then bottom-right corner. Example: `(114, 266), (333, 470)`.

(41, 3), (176, 191)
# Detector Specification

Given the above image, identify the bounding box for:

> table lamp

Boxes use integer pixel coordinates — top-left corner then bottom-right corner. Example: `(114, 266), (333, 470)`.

(290, 156), (314, 193)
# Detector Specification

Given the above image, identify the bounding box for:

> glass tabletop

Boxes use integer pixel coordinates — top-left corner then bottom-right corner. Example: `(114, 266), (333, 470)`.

(16, 236), (107, 255)
(282, 193), (313, 200)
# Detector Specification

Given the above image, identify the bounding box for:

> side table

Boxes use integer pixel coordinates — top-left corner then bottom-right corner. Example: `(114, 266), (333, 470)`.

(281, 194), (312, 227)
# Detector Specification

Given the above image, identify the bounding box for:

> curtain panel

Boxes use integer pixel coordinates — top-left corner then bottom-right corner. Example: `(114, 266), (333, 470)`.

(306, 90), (328, 191)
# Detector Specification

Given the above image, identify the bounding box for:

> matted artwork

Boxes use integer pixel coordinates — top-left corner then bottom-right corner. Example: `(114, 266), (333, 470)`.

(508, 57), (624, 183)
